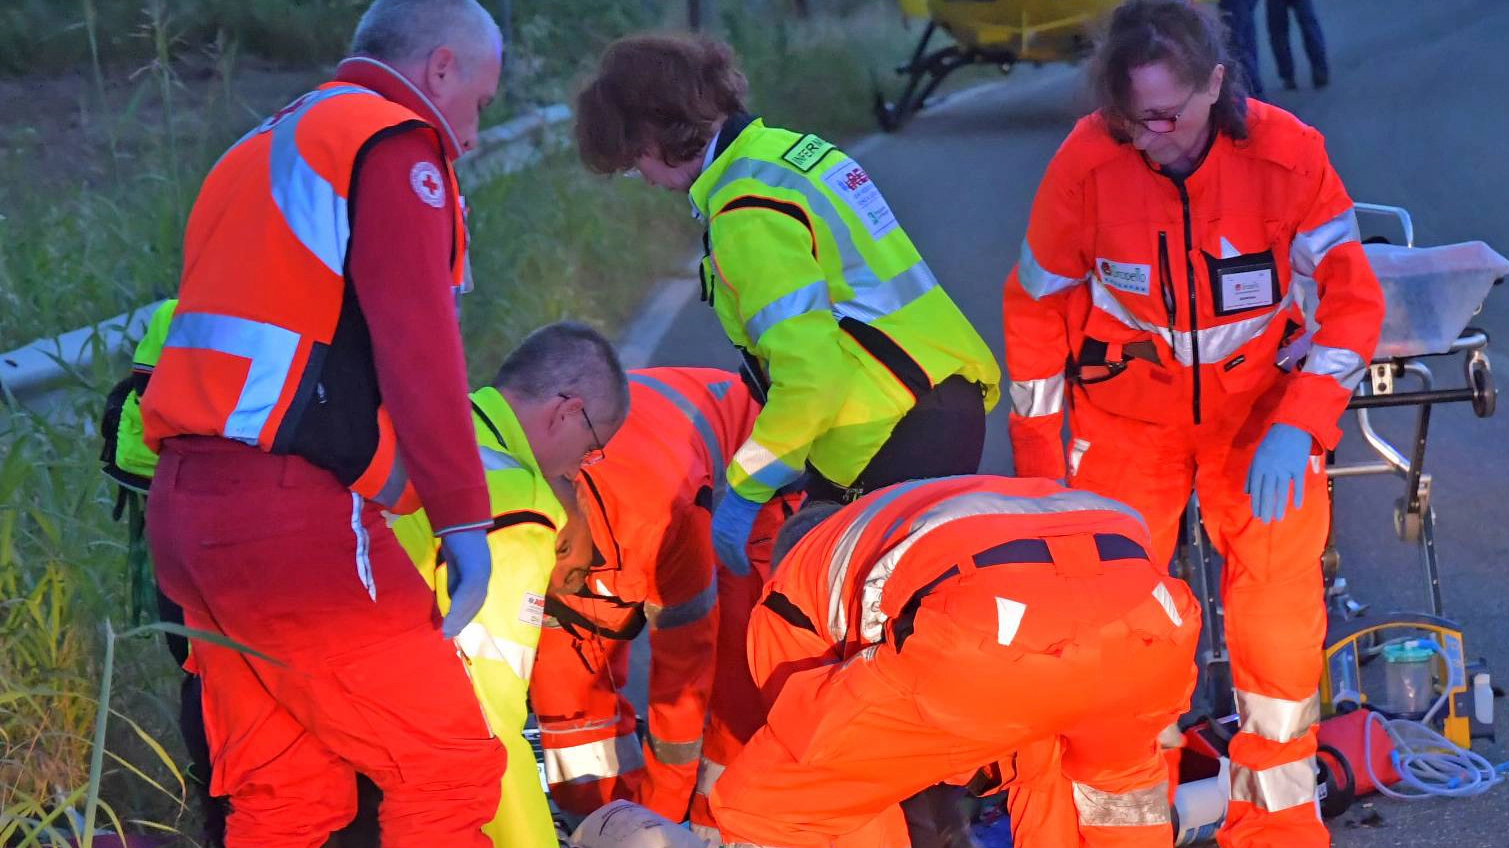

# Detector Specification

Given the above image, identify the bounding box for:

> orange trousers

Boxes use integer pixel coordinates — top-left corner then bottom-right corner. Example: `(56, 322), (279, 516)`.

(1069, 382), (1330, 848)
(713, 533), (1201, 848)
(691, 495), (798, 841)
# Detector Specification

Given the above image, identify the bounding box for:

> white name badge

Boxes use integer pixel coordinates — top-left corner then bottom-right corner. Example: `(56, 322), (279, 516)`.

(1219, 267), (1277, 311)
(822, 158), (898, 240)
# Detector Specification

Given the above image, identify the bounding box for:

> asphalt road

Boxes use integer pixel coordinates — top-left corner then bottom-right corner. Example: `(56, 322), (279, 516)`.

(639, 0), (1509, 843)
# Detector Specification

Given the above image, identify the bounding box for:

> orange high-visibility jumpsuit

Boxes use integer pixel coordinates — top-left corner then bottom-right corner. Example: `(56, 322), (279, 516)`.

(711, 475), (1201, 848)
(1003, 100), (1384, 847)
(531, 367), (795, 825)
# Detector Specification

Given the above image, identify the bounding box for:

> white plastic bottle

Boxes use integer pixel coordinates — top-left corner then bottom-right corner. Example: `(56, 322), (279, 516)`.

(1474, 672), (1494, 726)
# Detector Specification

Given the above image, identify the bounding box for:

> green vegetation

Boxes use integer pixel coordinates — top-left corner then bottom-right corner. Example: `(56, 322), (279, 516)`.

(0, 0), (923, 840)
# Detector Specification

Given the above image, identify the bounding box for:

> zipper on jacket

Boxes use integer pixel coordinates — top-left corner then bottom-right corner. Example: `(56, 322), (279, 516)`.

(1176, 179), (1202, 425)
(1158, 231), (1176, 333)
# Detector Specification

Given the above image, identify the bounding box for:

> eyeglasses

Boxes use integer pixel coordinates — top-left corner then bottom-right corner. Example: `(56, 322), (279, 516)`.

(1128, 87), (1201, 134)
(567, 395), (606, 466)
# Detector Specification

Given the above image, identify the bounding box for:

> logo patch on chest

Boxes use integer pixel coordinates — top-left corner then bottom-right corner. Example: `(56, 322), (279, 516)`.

(1097, 257), (1152, 296)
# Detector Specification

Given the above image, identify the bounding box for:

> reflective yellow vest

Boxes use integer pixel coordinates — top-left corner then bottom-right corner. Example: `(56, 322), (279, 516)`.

(690, 116), (1001, 501)
(392, 387), (565, 848)
(114, 300), (178, 480)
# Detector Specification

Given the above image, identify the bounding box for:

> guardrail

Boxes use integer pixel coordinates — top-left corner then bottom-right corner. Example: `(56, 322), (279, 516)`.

(0, 104), (575, 405)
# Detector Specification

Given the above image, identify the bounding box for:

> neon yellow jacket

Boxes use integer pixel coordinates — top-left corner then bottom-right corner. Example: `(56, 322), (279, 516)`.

(115, 300), (178, 479)
(690, 116), (1001, 502)
(392, 387), (565, 848)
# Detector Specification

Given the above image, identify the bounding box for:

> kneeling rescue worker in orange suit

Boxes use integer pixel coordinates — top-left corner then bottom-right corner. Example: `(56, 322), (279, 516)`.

(533, 367), (798, 831)
(709, 475), (1202, 848)
(1002, 3), (1383, 845)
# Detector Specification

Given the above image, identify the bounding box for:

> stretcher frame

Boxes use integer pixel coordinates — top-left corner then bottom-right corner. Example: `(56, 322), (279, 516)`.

(1181, 203), (1501, 719)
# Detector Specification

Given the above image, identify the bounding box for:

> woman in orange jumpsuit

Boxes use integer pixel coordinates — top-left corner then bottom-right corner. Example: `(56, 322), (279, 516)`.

(1002, 2), (1384, 845)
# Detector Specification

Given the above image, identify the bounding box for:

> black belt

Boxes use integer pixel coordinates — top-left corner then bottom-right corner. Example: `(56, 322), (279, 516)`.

(761, 533), (1148, 649)
(891, 533), (1148, 650)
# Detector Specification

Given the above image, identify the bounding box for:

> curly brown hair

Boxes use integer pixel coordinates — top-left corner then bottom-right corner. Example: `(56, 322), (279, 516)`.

(575, 33), (749, 175)
(1088, 0), (1249, 144)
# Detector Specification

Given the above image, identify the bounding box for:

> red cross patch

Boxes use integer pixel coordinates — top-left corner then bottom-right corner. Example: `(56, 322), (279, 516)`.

(409, 161), (446, 208)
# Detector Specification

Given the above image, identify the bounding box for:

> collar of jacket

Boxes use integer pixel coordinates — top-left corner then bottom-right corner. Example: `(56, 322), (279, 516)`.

(469, 386), (544, 476)
(335, 56), (463, 161)
(689, 111), (760, 219)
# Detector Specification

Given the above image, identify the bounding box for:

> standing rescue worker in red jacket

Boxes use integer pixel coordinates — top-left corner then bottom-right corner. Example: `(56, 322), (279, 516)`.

(535, 367), (797, 832)
(140, 2), (509, 845)
(710, 476), (1201, 848)
(1002, 2), (1384, 846)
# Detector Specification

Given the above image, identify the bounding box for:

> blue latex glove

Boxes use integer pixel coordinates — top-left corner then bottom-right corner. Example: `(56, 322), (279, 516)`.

(439, 527), (492, 639)
(1245, 423), (1314, 524)
(711, 491), (762, 574)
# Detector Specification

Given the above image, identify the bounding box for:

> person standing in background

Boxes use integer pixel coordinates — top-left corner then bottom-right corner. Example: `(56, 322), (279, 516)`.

(1266, 0), (1330, 89)
(1219, 0), (1265, 98)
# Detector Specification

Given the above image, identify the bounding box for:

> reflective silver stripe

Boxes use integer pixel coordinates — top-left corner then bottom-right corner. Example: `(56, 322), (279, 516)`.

(647, 580), (718, 630)
(163, 313), (301, 443)
(1290, 207), (1361, 276)
(539, 715), (622, 734)
(266, 86), (379, 275)
(1236, 690), (1320, 744)
(350, 493), (376, 601)
(690, 824), (722, 845)
(1018, 239), (1086, 300)
(826, 479), (936, 642)
(630, 372), (727, 486)
(648, 734), (703, 766)
(1090, 278), (1295, 366)
(832, 260), (938, 324)
(1303, 344), (1367, 392)
(1229, 758), (1318, 812)
(1008, 374), (1065, 418)
(543, 732), (645, 785)
(732, 438), (803, 492)
(1071, 782), (1171, 827)
(830, 484), (1148, 643)
(745, 280), (830, 345)
(478, 444), (522, 472)
(696, 757), (726, 796)
(1152, 582), (1183, 627)
(712, 158), (886, 295)
(454, 622), (538, 682)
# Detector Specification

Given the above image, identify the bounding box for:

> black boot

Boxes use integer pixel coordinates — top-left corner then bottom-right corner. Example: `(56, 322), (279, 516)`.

(1282, 77), (1298, 91)
(1313, 70), (1329, 88)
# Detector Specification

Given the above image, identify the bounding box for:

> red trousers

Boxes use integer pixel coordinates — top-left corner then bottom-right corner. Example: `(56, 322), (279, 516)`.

(148, 438), (504, 848)
(715, 531), (1201, 848)
(1070, 381), (1330, 848)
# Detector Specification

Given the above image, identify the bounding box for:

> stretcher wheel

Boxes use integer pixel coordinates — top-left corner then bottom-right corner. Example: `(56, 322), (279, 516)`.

(1394, 498), (1423, 543)
(1467, 351), (1495, 418)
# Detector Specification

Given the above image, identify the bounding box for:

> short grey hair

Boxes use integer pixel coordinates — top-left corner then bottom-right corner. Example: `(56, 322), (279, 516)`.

(493, 321), (630, 423)
(351, 0), (502, 68)
(770, 501), (843, 568)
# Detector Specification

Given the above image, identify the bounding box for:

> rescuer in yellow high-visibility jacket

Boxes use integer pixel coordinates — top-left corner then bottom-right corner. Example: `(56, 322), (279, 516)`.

(575, 34), (1001, 572)
(394, 322), (630, 848)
